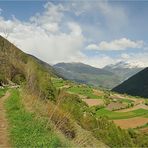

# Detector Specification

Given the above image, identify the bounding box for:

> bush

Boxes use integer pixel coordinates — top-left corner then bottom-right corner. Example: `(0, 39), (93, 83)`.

(12, 74), (26, 85)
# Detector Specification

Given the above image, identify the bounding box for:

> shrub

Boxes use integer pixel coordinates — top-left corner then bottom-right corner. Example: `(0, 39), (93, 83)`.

(12, 74), (26, 85)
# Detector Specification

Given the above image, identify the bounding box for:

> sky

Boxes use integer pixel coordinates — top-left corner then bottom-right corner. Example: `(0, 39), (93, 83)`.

(0, 0), (148, 68)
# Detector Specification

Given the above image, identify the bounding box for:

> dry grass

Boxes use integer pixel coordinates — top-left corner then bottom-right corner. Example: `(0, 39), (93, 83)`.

(93, 89), (105, 96)
(21, 88), (107, 147)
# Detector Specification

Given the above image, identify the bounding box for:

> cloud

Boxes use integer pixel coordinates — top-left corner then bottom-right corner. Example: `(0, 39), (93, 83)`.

(86, 38), (144, 51)
(30, 2), (66, 33)
(0, 2), (84, 65)
(0, 1), (147, 69)
(79, 54), (116, 68)
(120, 52), (148, 67)
(67, 1), (128, 31)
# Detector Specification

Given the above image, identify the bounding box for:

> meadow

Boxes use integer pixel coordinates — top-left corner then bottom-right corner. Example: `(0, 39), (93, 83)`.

(96, 108), (148, 120)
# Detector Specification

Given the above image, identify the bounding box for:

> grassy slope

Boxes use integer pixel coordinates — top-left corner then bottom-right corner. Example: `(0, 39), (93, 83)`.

(51, 77), (66, 88)
(5, 89), (67, 147)
(96, 108), (148, 120)
(0, 88), (7, 98)
(52, 78), (103, 99)
(68, 86), (101, 99)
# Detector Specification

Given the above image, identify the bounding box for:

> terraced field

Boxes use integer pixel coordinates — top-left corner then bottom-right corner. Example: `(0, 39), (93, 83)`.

(96, 108), (148, 120)
(113, 117), (148, 129)
(82, 99), (104, 107)
(67, 86), (101, 99)
(51, 78), (148, 129)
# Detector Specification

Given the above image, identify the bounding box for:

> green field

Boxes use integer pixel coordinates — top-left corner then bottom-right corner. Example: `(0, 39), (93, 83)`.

(67, 85), (102, 99)
(120, 99), (134, 103)
(96, 108), (148, 120)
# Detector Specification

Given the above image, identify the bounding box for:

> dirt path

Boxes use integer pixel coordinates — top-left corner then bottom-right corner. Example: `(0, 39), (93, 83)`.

(0, 91), (11, 147)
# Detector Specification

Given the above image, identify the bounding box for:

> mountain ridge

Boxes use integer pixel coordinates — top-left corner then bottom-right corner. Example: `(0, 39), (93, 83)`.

(53, 62), (120, 89)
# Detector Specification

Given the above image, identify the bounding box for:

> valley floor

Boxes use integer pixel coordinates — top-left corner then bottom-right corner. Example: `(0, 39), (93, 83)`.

(113, 117), (148, 129)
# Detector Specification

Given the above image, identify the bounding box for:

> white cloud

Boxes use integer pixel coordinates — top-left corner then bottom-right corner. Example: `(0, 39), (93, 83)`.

(121, 53), (130, 59)
(120, 52), (148, 67)
(0, 2), (147, 69)
(86, 38), (144, 51)
(79, 54), (116, 68)
(30, 2), (66, 33)
(0, 2), (84, 65)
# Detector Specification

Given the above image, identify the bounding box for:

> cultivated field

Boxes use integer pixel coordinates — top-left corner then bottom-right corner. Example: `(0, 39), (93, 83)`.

(51, 78), (148, 129)
(113, 117), (148, 129)
(116, 104), (148, 112)
(82, 99), (104, 107)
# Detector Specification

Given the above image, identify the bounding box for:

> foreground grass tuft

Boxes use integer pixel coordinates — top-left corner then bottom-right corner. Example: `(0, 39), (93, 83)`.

(5, 89), (63, 147)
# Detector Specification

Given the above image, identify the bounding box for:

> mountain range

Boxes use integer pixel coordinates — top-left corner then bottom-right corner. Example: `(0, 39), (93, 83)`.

(53, 62), (144, 89)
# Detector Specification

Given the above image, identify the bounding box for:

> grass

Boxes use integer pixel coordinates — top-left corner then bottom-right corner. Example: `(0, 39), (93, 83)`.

(51, 78), (66, 88)
(120, 99), (134, 103)
(0, 88), (7, 98)
(68, 85), (102, 99)
(96, 108), (148, 120)
(5, 89), (65, 147)
(52, 78), (104, 99)
(136, 123), (148, 129)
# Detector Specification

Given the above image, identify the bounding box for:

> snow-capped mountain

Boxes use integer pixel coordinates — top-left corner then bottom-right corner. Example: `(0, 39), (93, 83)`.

(104, 61), (144, 69)
(103, 61), (145, 82)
